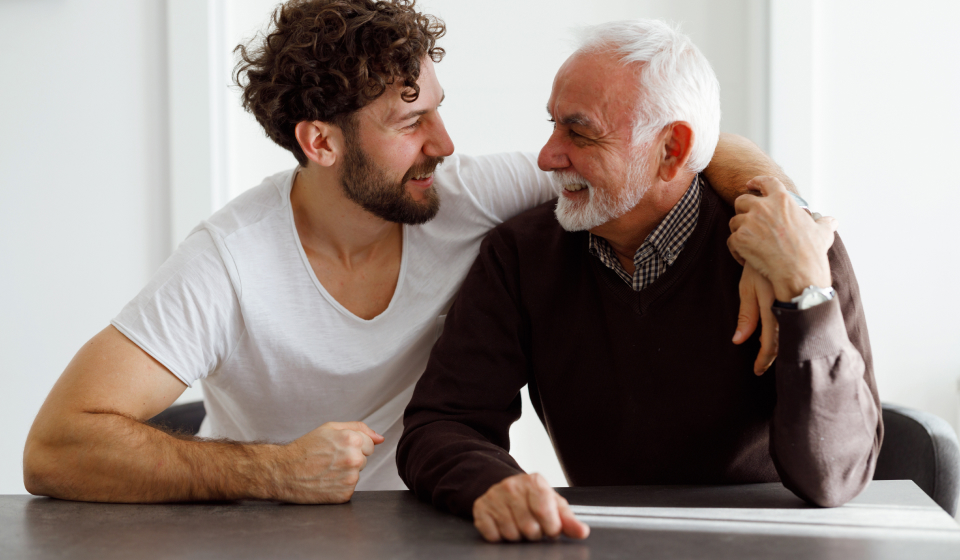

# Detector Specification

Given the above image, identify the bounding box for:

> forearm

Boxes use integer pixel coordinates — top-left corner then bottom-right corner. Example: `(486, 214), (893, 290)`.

(399, 229), (533, 517)
(704, 133), (798, 205)
(24, 410), (281, 503)
(398, 418), (525, 517)
(769, 298), (880, 507)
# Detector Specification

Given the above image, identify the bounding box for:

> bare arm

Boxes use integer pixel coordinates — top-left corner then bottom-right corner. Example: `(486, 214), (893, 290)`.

(704, 133), (798, 205)
(23, 326), (381, 503)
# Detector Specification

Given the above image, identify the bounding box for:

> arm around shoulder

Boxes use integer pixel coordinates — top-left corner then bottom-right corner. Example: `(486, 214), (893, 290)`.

(703, 133), (799, 205)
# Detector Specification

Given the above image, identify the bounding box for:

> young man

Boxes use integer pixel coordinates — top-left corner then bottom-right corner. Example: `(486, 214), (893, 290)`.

(24, 1), (796, 503)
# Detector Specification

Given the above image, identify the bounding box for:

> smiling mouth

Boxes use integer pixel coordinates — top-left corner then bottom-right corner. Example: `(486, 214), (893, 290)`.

(410, 172), (434, 181)
(564, 183), (588, 192)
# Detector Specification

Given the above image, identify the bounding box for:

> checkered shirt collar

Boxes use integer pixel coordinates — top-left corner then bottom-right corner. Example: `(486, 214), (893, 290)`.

(588, 175), (702, 292)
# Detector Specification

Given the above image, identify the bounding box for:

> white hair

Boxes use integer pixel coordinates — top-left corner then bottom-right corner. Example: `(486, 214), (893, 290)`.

(574, 20), (721, 173)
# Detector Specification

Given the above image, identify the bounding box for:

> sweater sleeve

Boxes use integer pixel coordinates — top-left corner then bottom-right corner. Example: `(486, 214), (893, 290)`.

(398, 229), (530, 518)
(769, 233), (883, 507)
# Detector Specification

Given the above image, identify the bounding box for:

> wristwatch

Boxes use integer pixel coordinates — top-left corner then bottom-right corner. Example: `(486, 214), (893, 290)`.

(775, 285), (836, 310)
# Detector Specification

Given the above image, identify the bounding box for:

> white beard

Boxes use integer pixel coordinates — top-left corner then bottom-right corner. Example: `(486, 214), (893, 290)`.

(552, 158), (651, 232)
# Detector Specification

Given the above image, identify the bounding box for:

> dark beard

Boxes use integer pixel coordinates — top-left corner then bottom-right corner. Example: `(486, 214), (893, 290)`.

(339, 142), (443, 225)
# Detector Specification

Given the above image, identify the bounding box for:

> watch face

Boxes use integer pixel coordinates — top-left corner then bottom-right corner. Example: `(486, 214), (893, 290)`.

(796, 286), (835, 310)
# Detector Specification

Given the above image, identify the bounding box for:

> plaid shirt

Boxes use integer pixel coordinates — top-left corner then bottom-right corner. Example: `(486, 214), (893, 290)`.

(588, 175), (702, 292)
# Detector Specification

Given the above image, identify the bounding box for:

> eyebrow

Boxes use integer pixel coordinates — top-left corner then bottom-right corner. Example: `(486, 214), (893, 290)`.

(546, 107), (596, 129)
(396, 92), (445, 123)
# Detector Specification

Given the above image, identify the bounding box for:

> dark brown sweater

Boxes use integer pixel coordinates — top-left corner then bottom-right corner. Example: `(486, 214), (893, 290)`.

(398, 185), (882, 518)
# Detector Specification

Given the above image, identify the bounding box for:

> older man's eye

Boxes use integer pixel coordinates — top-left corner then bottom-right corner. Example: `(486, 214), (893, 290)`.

(405, 120), (421, 130)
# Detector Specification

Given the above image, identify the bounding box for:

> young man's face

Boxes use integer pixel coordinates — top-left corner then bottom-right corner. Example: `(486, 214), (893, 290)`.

(339, 57), (454, 224)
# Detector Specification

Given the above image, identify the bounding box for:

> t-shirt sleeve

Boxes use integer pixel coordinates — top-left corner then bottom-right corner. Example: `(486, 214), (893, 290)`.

(454, 152), (556, 223)
(111, 229), (244, 388)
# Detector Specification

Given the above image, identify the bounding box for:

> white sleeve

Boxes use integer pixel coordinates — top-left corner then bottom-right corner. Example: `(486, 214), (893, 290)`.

(111, 229), (244, 388)
(454, 152), (557, 223)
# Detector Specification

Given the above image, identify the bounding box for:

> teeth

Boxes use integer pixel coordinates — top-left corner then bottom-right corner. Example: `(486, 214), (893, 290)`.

(412, 172), (434, 180)
(564, 183), (587, 192)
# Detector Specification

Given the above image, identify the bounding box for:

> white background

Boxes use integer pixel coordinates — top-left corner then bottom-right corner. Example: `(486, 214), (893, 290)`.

(1, 0), (958, 499)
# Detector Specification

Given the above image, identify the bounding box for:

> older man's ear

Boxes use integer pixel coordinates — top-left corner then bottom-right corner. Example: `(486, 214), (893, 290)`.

(656, 121), (694, 182)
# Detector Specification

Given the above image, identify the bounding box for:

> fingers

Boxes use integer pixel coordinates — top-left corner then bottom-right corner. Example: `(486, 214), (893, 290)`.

(726, 234), (746, 266)
(733, 268), (760, 345)
(744, 175), (786, 197)
(557, 496), (590, 540)
(325, 421), (384, 444)
(752, 270), (778, 375)
(754, 302), (779, 375)
(473, 510), (502, 543)
(815, 215), (839, 245)
(472, 474), (585, 543)
(508, 490), (543, 541)
(526, 474), (562, 538)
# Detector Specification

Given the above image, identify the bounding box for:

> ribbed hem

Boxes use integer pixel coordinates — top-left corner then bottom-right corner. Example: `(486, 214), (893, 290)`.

(773, 297), (850, 362)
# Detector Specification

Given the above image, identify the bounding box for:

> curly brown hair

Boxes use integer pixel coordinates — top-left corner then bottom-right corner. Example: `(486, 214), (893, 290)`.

(234, 0), (446, 166)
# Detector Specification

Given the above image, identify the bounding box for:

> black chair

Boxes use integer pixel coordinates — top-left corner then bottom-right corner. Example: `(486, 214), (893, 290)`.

(147, 401), (206, 435)
(874, 402), (960, 516)
(147, 400), (960, 516)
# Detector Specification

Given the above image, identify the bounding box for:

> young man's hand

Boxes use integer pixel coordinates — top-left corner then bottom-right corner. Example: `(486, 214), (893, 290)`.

(472, 473), (590, 543)
(273, 421), (383, 503)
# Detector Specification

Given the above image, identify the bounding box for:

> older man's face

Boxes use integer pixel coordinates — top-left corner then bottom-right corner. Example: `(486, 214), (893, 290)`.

(538, 51), (656, 231)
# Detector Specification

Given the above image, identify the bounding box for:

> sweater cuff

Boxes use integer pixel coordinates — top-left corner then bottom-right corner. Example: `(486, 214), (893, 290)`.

(445, 460), (525, 518)
(772, 296), (849, 362)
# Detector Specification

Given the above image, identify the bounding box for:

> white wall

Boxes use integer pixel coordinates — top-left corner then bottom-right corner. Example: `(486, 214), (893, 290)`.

(808, 0), (960, 432)
(0, 1), (169, 493)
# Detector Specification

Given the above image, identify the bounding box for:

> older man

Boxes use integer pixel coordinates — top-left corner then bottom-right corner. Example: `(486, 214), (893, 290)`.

(397, 20), (881, 542)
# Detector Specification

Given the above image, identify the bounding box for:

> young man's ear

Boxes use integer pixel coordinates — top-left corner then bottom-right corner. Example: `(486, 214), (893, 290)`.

(294, 120), (344, 167)
(657, 121), (694, 182)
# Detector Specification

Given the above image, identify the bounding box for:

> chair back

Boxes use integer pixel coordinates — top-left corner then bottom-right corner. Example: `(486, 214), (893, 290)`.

(147, 401), (206, 436)
(873, 403), (960, 516)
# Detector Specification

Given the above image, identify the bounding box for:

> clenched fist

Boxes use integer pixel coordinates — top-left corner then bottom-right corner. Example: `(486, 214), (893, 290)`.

(472, 473), (589, 543)
(271, 421), (383, 504)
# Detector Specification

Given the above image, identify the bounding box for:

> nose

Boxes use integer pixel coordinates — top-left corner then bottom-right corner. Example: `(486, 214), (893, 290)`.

(537, 129), (570, 171)
(424, 114), (455, 157)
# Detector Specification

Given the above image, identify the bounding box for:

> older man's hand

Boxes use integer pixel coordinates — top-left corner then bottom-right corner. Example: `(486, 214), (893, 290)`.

(732, 264), (779, 375)
(728, 176), (837, 302)
(472, 473), (590, 543)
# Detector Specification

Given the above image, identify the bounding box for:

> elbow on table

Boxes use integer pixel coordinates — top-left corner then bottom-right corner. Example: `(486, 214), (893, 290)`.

(23, 437), (68, 498)
(793, 469), (871, 508)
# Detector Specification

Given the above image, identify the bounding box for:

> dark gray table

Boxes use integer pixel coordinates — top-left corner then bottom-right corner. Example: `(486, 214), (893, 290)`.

(3, 481), (959, 559)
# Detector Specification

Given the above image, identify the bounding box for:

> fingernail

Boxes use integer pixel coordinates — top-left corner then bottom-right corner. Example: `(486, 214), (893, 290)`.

(732, 330), (742, 343)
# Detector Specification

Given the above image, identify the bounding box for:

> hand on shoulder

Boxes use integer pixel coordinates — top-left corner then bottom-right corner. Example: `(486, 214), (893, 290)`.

(727, 176), (837, 302)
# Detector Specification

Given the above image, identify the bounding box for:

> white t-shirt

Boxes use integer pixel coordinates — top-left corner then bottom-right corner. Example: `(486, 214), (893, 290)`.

(111, 152), (555, 490)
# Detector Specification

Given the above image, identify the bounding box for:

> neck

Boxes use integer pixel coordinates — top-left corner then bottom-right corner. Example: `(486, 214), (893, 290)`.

(290, 164), (401, 265)
(591, 171), (695, 270)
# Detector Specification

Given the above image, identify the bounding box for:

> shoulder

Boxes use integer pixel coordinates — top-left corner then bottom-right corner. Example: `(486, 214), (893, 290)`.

(434, 153), (554, 224)
(482, 198), (585, 264)
(200, 169), (295, 240)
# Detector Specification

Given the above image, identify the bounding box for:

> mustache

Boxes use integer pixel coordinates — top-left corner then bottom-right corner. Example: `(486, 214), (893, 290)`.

(550, 170), (592, 189)
(402, 157), (445, 183)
